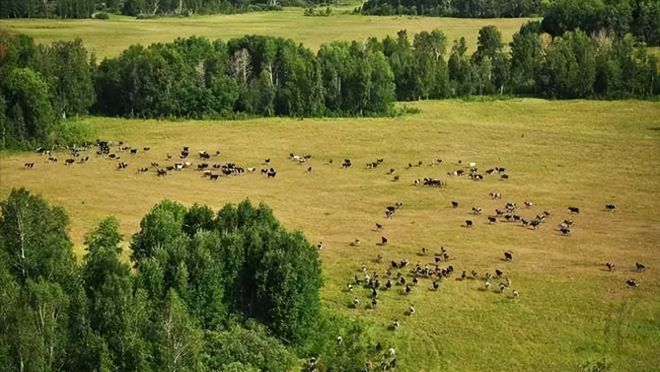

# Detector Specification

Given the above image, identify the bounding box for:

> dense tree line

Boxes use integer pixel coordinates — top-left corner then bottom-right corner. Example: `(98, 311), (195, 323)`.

(1, 29), (657, 149)
(0, 0), (295, 18)
(359, 0), (660, 47)
(541, 0), (660, 46)
(0, 33), (95, 150)
(0, 188), (388, 371)
(358, 0), (543, 18)
(376, 24), (657, 100)
(95, 35), (395, 118)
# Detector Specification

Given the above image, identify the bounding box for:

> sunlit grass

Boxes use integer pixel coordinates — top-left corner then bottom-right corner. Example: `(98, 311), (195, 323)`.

(1, 99), (659, 370)
(0, 9), (534, 58)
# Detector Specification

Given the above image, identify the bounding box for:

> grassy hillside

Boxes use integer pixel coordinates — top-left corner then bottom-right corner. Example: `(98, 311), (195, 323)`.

(0, 9), (534, 58)
(1, 99), (659, 371)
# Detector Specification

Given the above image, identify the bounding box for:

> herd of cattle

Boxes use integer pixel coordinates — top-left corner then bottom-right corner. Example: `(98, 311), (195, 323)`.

(27, 140), (648, 359)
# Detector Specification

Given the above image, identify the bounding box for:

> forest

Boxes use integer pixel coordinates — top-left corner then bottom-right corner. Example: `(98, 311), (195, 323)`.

(358, 0), (660, 46)
(1, 23), (658, 150)
(0, 0), (288, 18)
(0, 188), (391, 371)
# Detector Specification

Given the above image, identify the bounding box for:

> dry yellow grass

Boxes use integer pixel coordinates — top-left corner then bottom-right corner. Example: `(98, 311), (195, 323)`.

(1, 99), (659, 370)
(0, 9), (534, 58)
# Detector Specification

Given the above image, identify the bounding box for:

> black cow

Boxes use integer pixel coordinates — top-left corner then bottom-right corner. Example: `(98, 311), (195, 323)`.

(636, 262), (646, 272)
(568, 207), (580, 214)
(465, 220), (473, 227)
(451, 201), (459, 208)
(504, 251), (513, 261)
(605, 204), (616, 211)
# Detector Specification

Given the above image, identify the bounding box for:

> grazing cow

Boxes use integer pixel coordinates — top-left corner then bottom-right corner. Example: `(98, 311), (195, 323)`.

(495, 269), (503, 278)
(117, 162), (128, 170)
(472, 207), (482, 215)
(606, 262), (615, 271)
(267, 168), (277, 178)
(500, 174), (509, 180)
(380, 236), (388, 246)
(465, 220), (473, 228)
(405, 284), (412, 294)
(484, 281), (491, 290)
(391, 320), (400, 331)
(350, 239), (360, 247)
(392, 175), (400, 181)
(199, 151), (210, 159)
(488, 216), (497, 224)
(24, 163), (34, 169)
(375, 223), (383, 230)
(451, 201), (459, 208)
(130, 148), (137, 155)
(157, 169), (167, 176)
(636, 262), (646, 272)
(512, 289), (519, 298)
(499, 283), (507, 293)
(143, 147), (150, 152)
(407, 304), (415, 316)
(529, 220), (541, 229)
(490, 192), (502, 199)
(65, 159), (75, 165)
(209, 174), (219, 180)
(626, 279), (639, 288)
(342, 159), (352, 168)
(560, 227), (571, 235)
(524, 200), (534, 208)
(568, 207), (580, 214)
(353, 297), (360, 308)
(605, 204), (616, 211)
(432, 281), (439, 291)
(386, 280), (392, 289)
(504, 251), (513, 261)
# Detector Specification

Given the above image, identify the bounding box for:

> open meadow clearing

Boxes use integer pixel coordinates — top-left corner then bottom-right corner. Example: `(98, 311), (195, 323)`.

(1, 99), (659, 370)
(0, 8), (533, 58)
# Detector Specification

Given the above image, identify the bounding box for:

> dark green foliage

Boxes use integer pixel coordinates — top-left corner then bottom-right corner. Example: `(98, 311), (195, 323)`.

(359, 0), (542, 17)
(541, 0), (660, 46)
(0, 34), (94, 150)
(0, 0), (287, 18)
(0, 189), (357, 371)
(204, 322), (296, 371)
(128, 198), (323, 346)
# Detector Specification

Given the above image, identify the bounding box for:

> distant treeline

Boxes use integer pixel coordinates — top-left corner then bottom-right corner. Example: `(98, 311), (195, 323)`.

(358, 0), (660, 47)
(0, 189), (387, 371)
(1, 26), (658, 150)
(0, 0), (292, 18)
(359, 0), (543, 18)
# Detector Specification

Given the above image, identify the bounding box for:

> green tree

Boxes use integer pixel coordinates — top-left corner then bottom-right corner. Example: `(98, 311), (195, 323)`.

(0, 68), (55, 149)
(541, 30), (597, 98)
(154, 289), (203, 371)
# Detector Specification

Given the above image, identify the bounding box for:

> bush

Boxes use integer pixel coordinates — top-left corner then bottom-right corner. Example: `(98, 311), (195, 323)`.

(93, 12), (110, 19)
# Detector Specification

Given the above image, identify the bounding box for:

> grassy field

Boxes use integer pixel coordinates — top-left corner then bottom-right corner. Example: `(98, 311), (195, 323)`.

(1, 99), (659, 371)
(0, 8), (534, 58)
